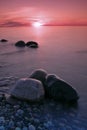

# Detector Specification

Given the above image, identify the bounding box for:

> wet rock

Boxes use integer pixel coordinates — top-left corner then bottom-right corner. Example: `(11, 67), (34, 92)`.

(15, 41), (25, 47)
(29, 69), (47, 89)
(26, 41), (38, 48)
(0, 39), (8, 42)
(46, 74), (79, 102)
(9, 78), (45, 102)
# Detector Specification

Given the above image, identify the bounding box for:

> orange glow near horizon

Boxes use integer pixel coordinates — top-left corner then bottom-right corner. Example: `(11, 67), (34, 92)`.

(32, 22), (43, 27)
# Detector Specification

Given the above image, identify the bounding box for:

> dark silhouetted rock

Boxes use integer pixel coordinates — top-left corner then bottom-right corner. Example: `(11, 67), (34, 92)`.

(9, 78), (45, 102)
(29, 69), (47, 90)
(46, 74), (79, 102)
(15, 41), (25, 47)
(0, 39), (8, 42)
(26, 41), (38, 48)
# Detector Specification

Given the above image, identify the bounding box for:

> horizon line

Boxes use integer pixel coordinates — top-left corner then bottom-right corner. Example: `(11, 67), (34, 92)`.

(0, 24), (87, 28)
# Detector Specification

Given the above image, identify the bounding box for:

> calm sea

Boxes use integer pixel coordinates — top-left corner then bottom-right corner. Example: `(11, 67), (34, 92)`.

(0, 26), (87, 117)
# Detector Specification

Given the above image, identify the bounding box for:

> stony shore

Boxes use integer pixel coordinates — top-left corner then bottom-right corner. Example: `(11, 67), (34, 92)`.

(0, 73), (86, 130)
(0, 94), (87, 130)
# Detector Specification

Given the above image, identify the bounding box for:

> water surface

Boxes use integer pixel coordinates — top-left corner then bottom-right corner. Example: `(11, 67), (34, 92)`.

(0, 26), (87, 118)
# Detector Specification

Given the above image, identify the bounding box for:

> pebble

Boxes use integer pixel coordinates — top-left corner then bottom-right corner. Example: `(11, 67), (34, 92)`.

(28, 124), (36, 130)
(37, 126), (42, 130)
(22, 126), (28, 130)
(0, 117), (5, 124)
(15, 127), (21, 130)
(44, 121), (53, 128)
(33, 118), (40, 125)
(8, 120), (15, 129)
(14, 105), (20, 110)
(0, 93), (87, 130)
(16, 121), (23, 128)
(0, 126), (5, 130)
(59, 127), (67, 130)
(16, 109), (24, 117)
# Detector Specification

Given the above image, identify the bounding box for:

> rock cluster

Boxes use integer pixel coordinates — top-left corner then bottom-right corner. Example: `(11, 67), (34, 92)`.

(15, 41), (38, 48)
(8, 69), (79, 104)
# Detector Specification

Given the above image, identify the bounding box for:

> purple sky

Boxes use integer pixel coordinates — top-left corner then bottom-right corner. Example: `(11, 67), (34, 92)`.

(0, 0), (87, 27)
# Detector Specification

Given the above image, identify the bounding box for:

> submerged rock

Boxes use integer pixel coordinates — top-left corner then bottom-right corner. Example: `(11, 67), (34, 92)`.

(9, 78), (45, 102)
(26, 41), (38, 48)
(15, 41), (25, 47)
(46, 74), (79, 102)
(0, 39), (8, 42)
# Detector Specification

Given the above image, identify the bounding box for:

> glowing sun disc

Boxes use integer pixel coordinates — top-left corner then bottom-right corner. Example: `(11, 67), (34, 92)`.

(33, 22), (42, 27)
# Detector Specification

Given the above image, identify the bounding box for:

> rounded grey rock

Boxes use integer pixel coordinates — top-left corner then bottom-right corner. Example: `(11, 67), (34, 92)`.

(9, 78), (45, 102)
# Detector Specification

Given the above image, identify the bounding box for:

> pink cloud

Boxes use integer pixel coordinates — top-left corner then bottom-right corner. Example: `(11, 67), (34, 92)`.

(0, 7), (87, 27)
(0, 20), (30, 27)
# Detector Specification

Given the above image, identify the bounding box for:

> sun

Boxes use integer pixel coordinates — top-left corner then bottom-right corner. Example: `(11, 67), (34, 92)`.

(32, 22), (42, 27)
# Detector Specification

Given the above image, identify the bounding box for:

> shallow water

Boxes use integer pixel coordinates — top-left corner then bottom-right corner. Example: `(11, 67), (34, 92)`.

(0, 26), (87, 120)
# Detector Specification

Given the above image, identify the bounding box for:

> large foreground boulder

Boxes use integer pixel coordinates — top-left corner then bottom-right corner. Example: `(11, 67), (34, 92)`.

(46, 74), (79, 102)
(15, 41), (25, 47)
(9, 78), (45, 102)
(26, 41), (38, 48)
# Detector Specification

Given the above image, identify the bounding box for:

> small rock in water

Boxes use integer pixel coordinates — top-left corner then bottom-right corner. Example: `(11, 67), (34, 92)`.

(15, 40), (25, 47)
(26, 41), (38, 48)
(28, 124), (36, 130)
(0, 39), (8, 42)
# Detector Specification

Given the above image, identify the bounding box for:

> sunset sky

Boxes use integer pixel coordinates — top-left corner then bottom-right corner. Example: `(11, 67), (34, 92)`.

(0, 0), (87, 27)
